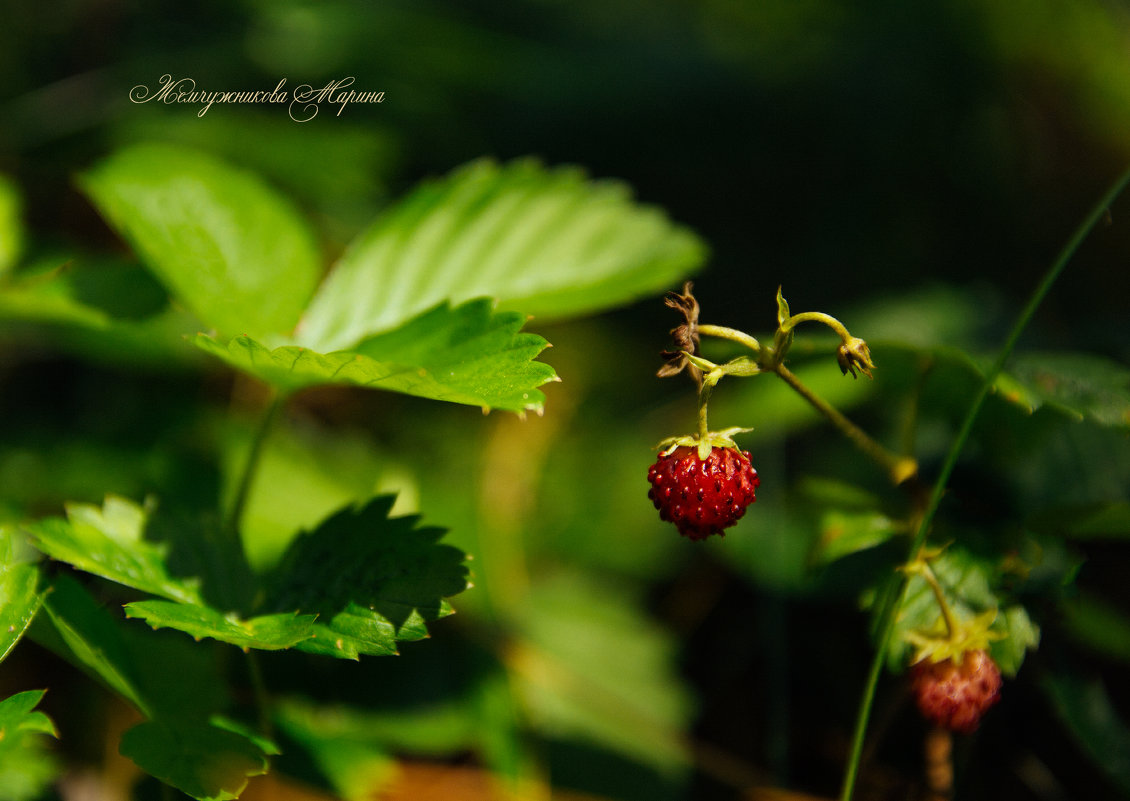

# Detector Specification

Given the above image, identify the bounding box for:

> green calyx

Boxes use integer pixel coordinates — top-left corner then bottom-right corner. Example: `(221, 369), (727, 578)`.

(902, 551), (1003, 666)
(656, 427), (753, 461)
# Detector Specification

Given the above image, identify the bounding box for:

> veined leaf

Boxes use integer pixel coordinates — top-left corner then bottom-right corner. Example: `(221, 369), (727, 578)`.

(0, 527), (43, 665)
(296, 158), (706, 351)
(265, 496), (469, 660)
(78, 143), (321, 340)
(120, 719), (270, 801)
(24, 496), (202, 605)
(124, 602), (316, 651)
(195, 299), (556, 414)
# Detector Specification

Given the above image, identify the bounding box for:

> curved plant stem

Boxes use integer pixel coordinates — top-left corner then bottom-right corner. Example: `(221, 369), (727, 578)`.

(770, 363), (917, 485)
(779, 311), (851, 340)
(225, 393), (285, 549)
(838, 165), (1130, 801)
(698, 324), (761, 353)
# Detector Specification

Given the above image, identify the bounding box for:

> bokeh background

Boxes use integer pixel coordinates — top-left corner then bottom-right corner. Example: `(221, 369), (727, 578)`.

(2, 2), (1130, 800)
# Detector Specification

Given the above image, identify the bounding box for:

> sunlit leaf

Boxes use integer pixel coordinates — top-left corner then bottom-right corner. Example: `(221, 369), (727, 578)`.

(24, 496), (202, 605)
(812, 509), (899, 565)
(79, 143), (321, 340)
(120, 719), (270, 801)
(0, 527), (42, 665)
(265, 496), (468, 660)
(296, 158), (706, 351)
(124, 601), (316, 651)
(195, 300), (555, 414)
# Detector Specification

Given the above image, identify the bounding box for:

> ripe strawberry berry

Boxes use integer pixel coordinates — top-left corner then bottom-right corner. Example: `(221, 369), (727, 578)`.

(910, 649), (1002, 734)
(648, 445), (760, 540)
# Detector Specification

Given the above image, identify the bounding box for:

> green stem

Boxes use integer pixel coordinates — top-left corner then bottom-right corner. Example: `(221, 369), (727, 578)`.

(247, 650), (274, 737)
(698, 324), (761, 353)
(838, 165), (1130, 801)
(918, 563), (957, 640)
(779, 311), (851, 341)
(771, 363), (917, 485)
(226, 393), (285, 545)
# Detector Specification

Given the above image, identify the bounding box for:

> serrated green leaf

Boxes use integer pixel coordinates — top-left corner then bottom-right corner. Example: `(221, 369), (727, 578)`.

(265, 496), (468, 660)
(0, 691), (60, 801)
(884, 547), (1039, 676)
(812, 509), (899, 565)
(296, 158), (706, 351)
(0, 527), (43, 665)
(120, 719), (270, 801)
(0, 174), (23, 275)
(39, 575), (150, 714)
(196, 300), (555, 414)
(79, 143), (321, 340)
(24, 496), (202, 605)
(1042, 672), (1130, 794)
(124, 601), (316, 651)
(997, 352), (1130, 427)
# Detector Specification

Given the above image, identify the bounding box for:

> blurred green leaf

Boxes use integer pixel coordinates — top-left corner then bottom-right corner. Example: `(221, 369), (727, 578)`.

(0, 527), (42, 664)
(512, 571), (692, 775)
(1029, 501), (1130, 541)
(275, 701), (397, 800)
(124, 602), (316, 651)
(1061, 594), (1130, 663)
(1042, 671), (1130, 795)
(78, 143), (322, 340)
(296, 158), (706, 351)
(25, 496), (202, 605)
(120, 719), (270, 801)
(265, 497), (468, 659)
(997, 352), (1130, 427)
(812, 509), (899, 565)
(0, 691), (59, 801)
(196, 300), (555, 414)
(885, 547), (1039, 676)
(39, 575), (150, 714)
(0, 174), (23, 275)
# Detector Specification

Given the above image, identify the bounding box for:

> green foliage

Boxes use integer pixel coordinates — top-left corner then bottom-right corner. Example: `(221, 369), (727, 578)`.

(295, 157), (707, 351)
(266, 496), (469, 659)
(1042, 672), (1130, 795)
(0, 691), (59, 801)
(124, 603), (317, 651)
(0, 174), (23, 276)
(195, 299), (556, 413)
(0, 527), (42, 664)
(119, 720), (271, 801)
(78, 143), (322, 340)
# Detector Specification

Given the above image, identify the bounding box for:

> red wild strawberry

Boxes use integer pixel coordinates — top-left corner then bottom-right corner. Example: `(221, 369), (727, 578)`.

(648, 445), (760, 540)
(910, 649), (1002, 734)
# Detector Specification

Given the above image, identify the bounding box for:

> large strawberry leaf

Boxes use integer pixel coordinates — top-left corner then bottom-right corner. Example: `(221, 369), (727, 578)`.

(0, 527), (43, 665)
(295, 158), (707, 351)
(996, 352), (1130, 428)
(78, 143), (321, 340)
(120, 719), (271, 801)
(265, 497), (469, 660)
(194, 299), (555, 413)
(24, 496), (203, 605)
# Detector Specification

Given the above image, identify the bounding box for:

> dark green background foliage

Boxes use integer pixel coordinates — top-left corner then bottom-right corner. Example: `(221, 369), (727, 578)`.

(2, 2), (1130, 800)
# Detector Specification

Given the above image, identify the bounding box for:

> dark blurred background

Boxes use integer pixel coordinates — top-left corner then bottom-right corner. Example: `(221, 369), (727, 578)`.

(2, 2), (1130, 800)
